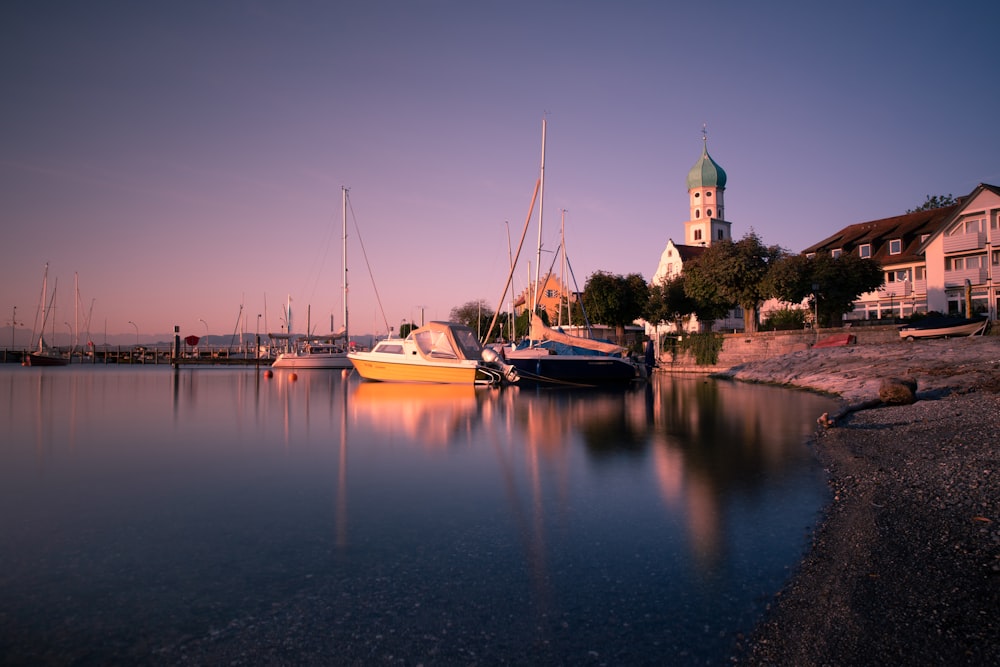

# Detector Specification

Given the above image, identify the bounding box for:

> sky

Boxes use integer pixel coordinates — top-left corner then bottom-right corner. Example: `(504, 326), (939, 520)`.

(3, 0), (999, 343)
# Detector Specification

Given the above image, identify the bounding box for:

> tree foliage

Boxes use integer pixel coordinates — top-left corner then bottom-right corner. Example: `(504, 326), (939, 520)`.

(448, 299), (495, 338)
(907, 194), (956, 213)
(682, 232), (785, 333)
(766, 252), (884, 327)
(582, 271), (649, 344)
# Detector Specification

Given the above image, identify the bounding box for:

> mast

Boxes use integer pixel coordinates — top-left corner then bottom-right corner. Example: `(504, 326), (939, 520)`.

(532, 117), (546, 313)
(559, 209), (566, 328)
(342, 186), (349, 345)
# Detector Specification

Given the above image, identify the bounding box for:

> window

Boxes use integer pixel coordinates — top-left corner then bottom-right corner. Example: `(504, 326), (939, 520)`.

(920, 234), (929, 243)
(694, 192), (700, 199)
(889, 239), (902, 255)
(915, 266), (925, 280)
(806, 253), (816, 259)
(717, 229), (724, 240)
(706, 209), (713, 217)
(706, 191), (712, 198)
(859, 244), (871, 258)
(544, 289), (559, 298)
(895, 270), (909, 282)
(992, 250), (1000, 266)
(693, 229), (703, 241)
(831, 248), (842, 258)
(695, 210), (701, 218)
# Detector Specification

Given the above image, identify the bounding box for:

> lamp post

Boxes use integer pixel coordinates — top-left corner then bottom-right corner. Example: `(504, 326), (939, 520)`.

(10, 306), (21, 349)
(128, 320), (139, 346)
(811, 284), (820, 342)
(200, 318), (209, 336)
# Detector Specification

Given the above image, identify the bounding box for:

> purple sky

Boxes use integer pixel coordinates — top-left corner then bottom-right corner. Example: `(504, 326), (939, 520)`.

(3, 1), (998, 342)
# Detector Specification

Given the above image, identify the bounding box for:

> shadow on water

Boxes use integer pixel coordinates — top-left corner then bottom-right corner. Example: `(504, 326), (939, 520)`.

(0, 366), (837, 665)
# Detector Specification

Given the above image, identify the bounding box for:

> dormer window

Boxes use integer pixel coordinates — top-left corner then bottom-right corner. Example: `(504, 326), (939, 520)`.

(859, 244), (872, 258)
(920, 234), (929, 243)
(806, 253), (816, 259)
(831, 248), (842, 258)
(889, 239), (902, 255)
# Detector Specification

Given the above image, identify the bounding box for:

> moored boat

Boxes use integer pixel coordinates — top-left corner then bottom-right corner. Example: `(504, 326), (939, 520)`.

(272, 333), (352, 369)
(348, 321), (518, 385)
(505, 314), (642, 386)
(898, 315), (989, 340)
(23, 263), (69, 367)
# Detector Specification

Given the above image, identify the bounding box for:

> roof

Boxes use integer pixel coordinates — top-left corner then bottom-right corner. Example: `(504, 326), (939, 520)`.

(918, 183), (1000, 250)
(801, 204), (959, 266)
(675, 244), (708, 262)
(686, 141), (727, 190)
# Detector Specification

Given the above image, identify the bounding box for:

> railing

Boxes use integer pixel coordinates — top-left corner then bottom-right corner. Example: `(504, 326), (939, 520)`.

(944, 266), (989, 287)
(943, 230), (987, 253)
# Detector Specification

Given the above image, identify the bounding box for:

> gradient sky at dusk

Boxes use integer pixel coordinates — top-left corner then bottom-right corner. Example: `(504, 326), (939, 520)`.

(3, 1), (998, 342)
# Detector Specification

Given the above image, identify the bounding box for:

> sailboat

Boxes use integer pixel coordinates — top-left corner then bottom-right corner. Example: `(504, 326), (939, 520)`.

(272, 187), (354, 370)
(491, 120), (642, 386)
(23, 263), (69, 367)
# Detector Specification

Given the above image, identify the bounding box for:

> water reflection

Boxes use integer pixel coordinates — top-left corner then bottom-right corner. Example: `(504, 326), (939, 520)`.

(0, 366), (836, 665)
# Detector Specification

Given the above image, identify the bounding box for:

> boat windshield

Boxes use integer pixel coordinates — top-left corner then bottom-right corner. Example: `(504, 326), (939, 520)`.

(414, 329), (460, 359)
(450, 326), (484, 359)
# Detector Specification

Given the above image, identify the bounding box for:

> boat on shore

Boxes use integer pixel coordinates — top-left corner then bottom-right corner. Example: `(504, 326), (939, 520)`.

(898, 315), (989, 340)
(348, 321), (518, 385)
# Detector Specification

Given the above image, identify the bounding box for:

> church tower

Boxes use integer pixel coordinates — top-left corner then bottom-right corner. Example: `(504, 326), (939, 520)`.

(684, 131), (731, 247)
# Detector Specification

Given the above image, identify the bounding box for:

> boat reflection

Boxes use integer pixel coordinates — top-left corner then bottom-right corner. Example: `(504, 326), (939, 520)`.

(349, 381), (487, 448)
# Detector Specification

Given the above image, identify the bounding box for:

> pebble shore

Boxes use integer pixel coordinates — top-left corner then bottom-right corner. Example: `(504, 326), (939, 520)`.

(719, 337), (1000, 665)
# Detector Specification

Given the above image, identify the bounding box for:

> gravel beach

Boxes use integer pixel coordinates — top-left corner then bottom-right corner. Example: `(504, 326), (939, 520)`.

(722, 337), (1000, 665)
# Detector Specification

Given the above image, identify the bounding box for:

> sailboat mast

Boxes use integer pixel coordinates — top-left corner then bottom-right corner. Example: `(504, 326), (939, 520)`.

(532, 117), (546, 314)
(559, 210), (566, 328)
(342, 186), (349, 344)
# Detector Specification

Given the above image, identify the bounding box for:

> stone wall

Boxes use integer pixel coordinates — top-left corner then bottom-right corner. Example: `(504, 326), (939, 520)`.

(658, 325), (904, 374)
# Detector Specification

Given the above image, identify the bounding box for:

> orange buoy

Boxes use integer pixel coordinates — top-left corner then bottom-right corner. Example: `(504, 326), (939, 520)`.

(290, 372), (298, 381)
(264, 369), (273, 378)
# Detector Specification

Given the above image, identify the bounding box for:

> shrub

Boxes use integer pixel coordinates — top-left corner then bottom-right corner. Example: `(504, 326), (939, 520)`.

(679, 332), (723, 366)
(763, 308), (807, 331)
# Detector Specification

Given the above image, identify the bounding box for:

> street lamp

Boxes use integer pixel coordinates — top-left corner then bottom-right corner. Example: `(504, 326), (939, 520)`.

(200, 318), (209, 336)
(128, 320), (139, 346)
(811, 284), (820, 341)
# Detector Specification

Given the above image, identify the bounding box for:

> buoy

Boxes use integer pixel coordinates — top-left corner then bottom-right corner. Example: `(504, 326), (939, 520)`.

(264, 369), (273, 378)
(290, 372), (298, 381)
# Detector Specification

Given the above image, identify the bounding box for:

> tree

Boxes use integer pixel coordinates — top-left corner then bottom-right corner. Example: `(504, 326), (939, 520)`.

(644, 275), (700, 332)
(582, 271), (649, 344)
(448, 299), (495, 339)
(766, 252), (884, 327)
(907, 194), (955, 213)
(682, 232), (785, 334)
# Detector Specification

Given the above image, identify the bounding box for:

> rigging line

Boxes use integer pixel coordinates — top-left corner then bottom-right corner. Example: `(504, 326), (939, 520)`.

(346, 191), (391, 337)
(564, 254), (593, 332)
(484, 177), (541, 344)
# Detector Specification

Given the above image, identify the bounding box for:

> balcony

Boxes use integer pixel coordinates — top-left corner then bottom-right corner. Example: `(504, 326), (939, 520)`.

(943, 230), (987, 253)
(944, 266), (989, 287)
(879, 281), (912, 298)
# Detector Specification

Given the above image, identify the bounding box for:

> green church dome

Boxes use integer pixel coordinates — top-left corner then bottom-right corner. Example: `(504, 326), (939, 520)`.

(686, 143), (727, 190)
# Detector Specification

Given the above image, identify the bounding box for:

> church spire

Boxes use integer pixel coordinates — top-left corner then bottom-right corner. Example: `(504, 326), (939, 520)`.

(684, 127), (730, 246)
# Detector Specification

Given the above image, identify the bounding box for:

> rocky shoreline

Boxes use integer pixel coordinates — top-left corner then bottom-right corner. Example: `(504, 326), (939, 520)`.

(718, 337), (1000, 665)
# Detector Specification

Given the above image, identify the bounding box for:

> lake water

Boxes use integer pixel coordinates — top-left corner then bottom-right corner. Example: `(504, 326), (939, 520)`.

(0, 366), (837, 665)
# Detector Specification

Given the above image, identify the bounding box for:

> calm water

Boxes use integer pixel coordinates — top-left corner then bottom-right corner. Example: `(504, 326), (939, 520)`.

(0, 366), (837, 665)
